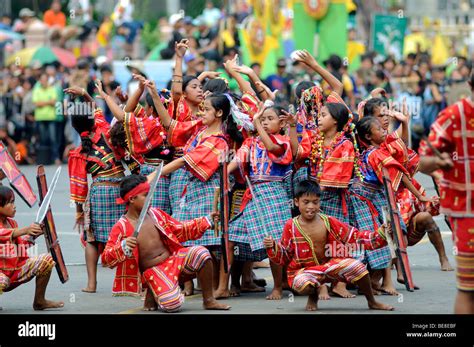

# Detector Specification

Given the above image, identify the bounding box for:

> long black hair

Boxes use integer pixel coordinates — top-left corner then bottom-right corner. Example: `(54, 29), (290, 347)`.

(71, 106), (95, 155)
(145, 93), (157, 116)
(325, 102), (350, 132)
(0, 186), (15, 207)
(363, 97), (388, 118)
(355, 116), (379, 149)
(207, 94), (244, 145)
(203, 78), (229, 94)
(109, 121), (127, 149)
(183, 75), (199, 91)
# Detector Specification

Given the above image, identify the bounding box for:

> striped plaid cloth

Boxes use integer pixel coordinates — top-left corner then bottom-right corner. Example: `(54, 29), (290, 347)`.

(320, 188), (350, 224)
(172, 170), (221, 247)
(140, 163), (171, 214)
(229, 181), (291, 253)
(169, 168), (188, 215)
(348, 181), (392, 270)
(233, 242), (268, 262)
(90, 177), (126, 243)
(293, 166), (309, 187)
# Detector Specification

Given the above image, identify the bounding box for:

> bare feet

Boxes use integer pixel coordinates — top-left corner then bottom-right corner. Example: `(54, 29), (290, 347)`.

(182, 281), (194, 296)
(203, 298), (231, 310)
(368, 300), (395, 311)
(318, 285), (330, 300)
(143, 304), (158, 311)
(143, 291), (158, 311)
(229, 285), (241, 297)
(266, 287), (283, 300)
(440, 258), (454, 271)
(241, 281), (265, 293)
(380, 285), (399, 296)
(33, 300), (64, 311)
(306, 293), (318, 311)
(213, 288), (231, 299)
(81, 287), (96, 293)
(331, 283), (356, 298)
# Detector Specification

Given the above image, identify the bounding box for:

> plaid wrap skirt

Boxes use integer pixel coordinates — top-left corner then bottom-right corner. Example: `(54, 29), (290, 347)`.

(169, 168), (188, 215)
(171, 170), (221, 247)
(229, 181), (291, 254)
(89, 177), (126, 243)
(140, 163), (171, 214)
(320, 188), (350, 224)
(348, 182), (392, 270)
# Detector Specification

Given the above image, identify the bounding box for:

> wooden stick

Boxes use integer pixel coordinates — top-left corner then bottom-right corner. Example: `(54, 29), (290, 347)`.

(213, 187), (220, 237)
(421, 135), (443, 159)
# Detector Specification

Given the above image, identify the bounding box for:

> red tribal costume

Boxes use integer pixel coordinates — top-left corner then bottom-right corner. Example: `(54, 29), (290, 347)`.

(141, 208), (212, 312)
(0, 218), (55, 294)
(267, 214), (387, 291)
(101, 216), (142, 297)
(419, 98), (474, 291)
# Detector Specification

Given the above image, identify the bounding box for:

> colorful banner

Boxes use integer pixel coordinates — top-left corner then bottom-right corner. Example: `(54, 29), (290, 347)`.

(293, 0), (347, 64)
(371, 14), (407, 61)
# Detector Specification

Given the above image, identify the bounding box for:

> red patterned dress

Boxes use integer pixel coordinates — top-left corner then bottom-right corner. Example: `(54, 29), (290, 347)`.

(419, 97), (474, 291)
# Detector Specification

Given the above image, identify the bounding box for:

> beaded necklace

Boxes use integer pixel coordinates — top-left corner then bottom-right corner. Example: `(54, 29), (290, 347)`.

(310, 130), (345, 181)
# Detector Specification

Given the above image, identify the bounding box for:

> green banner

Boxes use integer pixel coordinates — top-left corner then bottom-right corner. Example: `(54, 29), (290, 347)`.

(371, 14), (407, 61)
(293, 1), (347, 65)
(317, 2), (348, 64)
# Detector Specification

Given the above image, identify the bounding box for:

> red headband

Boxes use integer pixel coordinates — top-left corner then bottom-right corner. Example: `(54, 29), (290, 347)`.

(116, 182), (150, 204)
(80, 131), (90, 137)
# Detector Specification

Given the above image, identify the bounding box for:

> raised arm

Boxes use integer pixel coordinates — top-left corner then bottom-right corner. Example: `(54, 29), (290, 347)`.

(95, 80), (125, 121)
(145, 80), (172, 128)
(224, 55), (254, 95)
(171, 39), (189, 106)
(233, 64), (270, 100)
(63, 86), (97, 112)
(294, 50), (343, 96)
(280, 110), (299, 156)
(123, 73), (145, 112)
(197, 71), (222, 83)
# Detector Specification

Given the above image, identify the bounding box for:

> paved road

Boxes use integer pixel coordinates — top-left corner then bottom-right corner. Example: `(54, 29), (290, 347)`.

(0, 165), (457, 314)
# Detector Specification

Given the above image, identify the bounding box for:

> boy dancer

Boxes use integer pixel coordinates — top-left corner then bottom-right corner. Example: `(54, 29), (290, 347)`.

(0, 186), (64, 310)
(116, 174), (230, 312)
(263, 180), (394, 311)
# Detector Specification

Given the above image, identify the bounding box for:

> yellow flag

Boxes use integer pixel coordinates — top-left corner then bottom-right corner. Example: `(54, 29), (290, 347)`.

(431, 34), (449, 66)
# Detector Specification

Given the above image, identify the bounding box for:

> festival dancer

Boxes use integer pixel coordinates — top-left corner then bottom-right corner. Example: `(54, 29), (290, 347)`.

(66, 86), (133, 293)
(0, 186), (64, 310)
(264, 180), (394, 312)
(215, 103), (292, 300)
(418, 72), (474, 314)
(355, 116), (438, 293)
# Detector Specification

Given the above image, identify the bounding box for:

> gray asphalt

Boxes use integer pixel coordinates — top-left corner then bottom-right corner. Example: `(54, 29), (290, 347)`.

(0, 165), (457, 314)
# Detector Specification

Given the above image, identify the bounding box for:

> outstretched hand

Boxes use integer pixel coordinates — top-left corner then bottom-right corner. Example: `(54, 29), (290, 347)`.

(280, 109), (297, 127)
(293, 49), (318, 68)
(94, 80), (107, 99)
(114, 86), (128, 103)
(233, 64), (254, 76)
(132, 73), (147, 86)
(263, 234), (274, 249)
(253, 101), (266, 125)
(175, 39), (189, 58)
(255, 81), (278, 100)
(63, 86), (86, 97)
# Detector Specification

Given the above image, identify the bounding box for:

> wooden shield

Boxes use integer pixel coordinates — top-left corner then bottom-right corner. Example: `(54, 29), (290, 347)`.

(36, 165), (69, 283)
